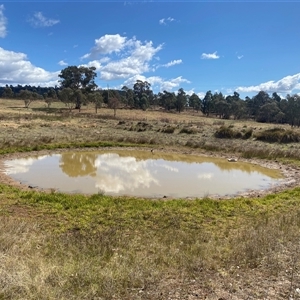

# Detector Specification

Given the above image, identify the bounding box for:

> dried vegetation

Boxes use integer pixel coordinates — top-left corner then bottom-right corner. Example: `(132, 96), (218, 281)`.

(1, 99), (300, 299)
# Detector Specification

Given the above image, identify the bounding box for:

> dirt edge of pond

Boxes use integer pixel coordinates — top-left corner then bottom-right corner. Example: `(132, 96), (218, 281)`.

(0, 147), (299, 200)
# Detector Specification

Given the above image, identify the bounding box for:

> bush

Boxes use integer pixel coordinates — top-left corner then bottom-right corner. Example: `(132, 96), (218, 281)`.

(179, 127), (198, 134)
(255, 128), (300, 143)
(243, 128), (253, 139)
(214, 126), (242, 139)
(161, 126), (175, 134)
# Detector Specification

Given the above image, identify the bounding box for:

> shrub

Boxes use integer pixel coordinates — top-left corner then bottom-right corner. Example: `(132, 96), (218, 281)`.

(255, 128), (300, 143)
(243, 128), (253, 139)
(161, 126), (175, 134)
(179, 127), (198, 134)
(214, 126), (242, 139)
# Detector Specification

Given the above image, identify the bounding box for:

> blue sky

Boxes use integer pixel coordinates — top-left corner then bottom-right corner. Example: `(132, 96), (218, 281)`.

(0, 1), (299, 99)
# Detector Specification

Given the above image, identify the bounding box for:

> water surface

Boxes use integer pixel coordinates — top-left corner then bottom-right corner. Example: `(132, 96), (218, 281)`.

(3, 150), (282, 198)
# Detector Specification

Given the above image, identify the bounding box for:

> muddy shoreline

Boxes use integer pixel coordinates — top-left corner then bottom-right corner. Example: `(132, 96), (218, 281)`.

(0, 147), (299, 199)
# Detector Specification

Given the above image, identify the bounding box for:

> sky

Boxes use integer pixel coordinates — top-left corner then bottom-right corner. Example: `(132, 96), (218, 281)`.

(0, 0), (300, 99)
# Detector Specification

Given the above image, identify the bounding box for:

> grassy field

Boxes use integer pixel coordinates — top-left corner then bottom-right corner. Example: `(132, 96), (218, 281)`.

(1, 98), (300, 299)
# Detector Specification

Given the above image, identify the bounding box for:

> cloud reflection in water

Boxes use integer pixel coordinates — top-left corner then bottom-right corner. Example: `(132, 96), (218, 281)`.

(94, 153), (159, 194)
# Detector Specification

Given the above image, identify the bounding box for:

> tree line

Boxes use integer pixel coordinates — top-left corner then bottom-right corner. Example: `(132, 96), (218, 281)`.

(1, 65), (300, 126)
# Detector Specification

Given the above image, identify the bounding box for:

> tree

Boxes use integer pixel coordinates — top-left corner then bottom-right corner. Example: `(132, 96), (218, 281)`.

(44, 88), (57, 108)
(231, 99), (247, 120)
(133, 80), (152, 109)
(212, 92), (227, 118)
(58, 66), (97, 110)
(108, 97), (120, 117)
(251, 91), (271, 120)
(188, 93), (202, 112)
(58, 88), (76, 112)
(159, 91), (176, 111)
(285, 94), (300, 127)
(1, 85), (14, 98)
(176, 88), (187, 113)
(88, 91), (103, 113)
(215, 100), (230, 119)
(17, 90), (35, 108)
(256, 102), (281, 123)
(202, 90), (213, 116)
(121, 86), (134, 108)
(272, 92), (281, 103)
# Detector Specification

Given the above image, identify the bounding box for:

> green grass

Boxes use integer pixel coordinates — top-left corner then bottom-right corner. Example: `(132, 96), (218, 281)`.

(1, 184), (300, 299)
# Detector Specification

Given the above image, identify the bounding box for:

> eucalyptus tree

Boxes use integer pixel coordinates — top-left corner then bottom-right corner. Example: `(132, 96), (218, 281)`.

(87, 91), (103, 113)
(251, 91), (272, 120)
(256, 102), (281, 123)
(1, 86), (14, 98)
(44, 88), (58, 108)
(285, 94), (300, 127)
(176, 88), (187, 113)
(212, 92), (229, 118)
(58, 65), (98, 110)
(159, 90), (176, 111)
(133, 80), (152, 109)
(108, 97), (120, 117)
(121, 86), (134, 108)
(201, 90), (213, 116)
(58, 88), (76, 111)
(188, 93), (202, 112)
(225, 92), (246, 120)
(272, 92), (281, 103)
(17, 89), (39, 108)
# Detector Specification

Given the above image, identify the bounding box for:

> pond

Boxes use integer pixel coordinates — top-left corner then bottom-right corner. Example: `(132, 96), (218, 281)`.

(3, 150), (283, 198)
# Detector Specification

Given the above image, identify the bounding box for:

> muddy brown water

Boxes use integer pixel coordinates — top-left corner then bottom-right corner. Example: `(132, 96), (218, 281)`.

(3, 150), (283, 198)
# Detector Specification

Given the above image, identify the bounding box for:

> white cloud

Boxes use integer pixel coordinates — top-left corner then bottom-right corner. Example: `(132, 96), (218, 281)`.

(198, 173), (214, 180)
(0, 47), (59, 86)
(160, 59), (182, 68)
(81, 34), (127, 59)
(236, 73), (300, 94)
(160, 76), (190, 91)
(94, 153), (158, 194)
(58, 60), (68, 66)
(82, 35), (163, 81)
(181, 88), (205, 99)
(123, 75), (190, 92)
(4, 156), (48, 175)
(197, 92), (206, 99)
(159, 17), (175, 25)
(0, 5), (7, 38)
(237, 55), (244, 60)
(201, 51), (220, 60)
(160, 164), (179, 172)
(28, 12), (60, 28)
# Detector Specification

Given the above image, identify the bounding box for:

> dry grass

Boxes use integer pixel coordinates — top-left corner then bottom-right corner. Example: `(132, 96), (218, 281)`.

(1, 98), (300, 299)
(1, 98), (300, 163)
(1, 197), (300, 299)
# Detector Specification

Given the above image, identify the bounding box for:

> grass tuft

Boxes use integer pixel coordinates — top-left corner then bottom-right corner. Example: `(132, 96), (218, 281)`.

(255, 127), (300, 143)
